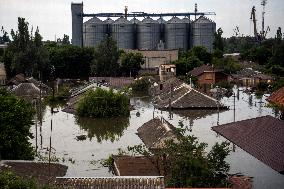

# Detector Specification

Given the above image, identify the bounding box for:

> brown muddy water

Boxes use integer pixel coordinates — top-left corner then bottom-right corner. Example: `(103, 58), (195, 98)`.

(30, 87), (284, 189)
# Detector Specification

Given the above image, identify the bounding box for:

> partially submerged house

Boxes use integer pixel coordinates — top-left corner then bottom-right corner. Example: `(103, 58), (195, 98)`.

(212, 115), (284, 174)
(11, 82), (47, 100)
(113, 155), (160, 176)
(154, 80), (226, 110)
(159, 64), (176, 82)
(267, 86), (284, 119)
(137, 118), (178, 151)
(231, 68), (273, 87)
(188, 64), (230, 85)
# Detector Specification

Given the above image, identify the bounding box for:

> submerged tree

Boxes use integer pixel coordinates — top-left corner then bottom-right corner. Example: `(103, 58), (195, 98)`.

(0, 89), (35, 160)
(76, 88), (130, 118)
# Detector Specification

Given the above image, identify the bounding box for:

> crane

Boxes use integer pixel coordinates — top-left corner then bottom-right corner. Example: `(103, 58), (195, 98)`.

(260, 0), (267, 38)
(250, 6), (259, 39)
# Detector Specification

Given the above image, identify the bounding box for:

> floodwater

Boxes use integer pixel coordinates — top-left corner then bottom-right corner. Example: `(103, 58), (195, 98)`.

(30, 87), (284, 189)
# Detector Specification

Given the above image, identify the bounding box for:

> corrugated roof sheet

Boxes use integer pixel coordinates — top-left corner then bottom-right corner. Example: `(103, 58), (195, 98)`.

(137, 118), (178, 150)
(212, 115), (284, 174)
(267, 86), (284, 107)
(11, 82), (42, 98)
(113, 155), (160, 176)
(140, 17), (159, 24)
(166, 17), (183, 24)
(193, 16), (215, 23)
(104, 17), (114, 24)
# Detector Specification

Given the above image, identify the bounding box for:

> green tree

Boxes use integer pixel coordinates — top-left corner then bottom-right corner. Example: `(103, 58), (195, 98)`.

(0, 89), (35, 160)
(213, 28), (224, 52)
(91, 36), (119, 77)
(120, 52), (145, 77)
(190, 46), (212, 64)
(212, 56), (241, 74)
(0, 26), (10, 44)
(76, 88), (130, 118)
(62, 34), (70, 45)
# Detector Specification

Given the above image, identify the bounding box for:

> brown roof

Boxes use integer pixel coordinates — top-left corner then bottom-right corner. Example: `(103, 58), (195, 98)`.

(55, 176), (165, 188)
(267, 86), (284, 107)
(154, 83), (224, 109)
(188, 64), (219, 77)
(9, 74), (26, 85)
(0, 160), (67, 185)
(137, 118), (178, 150)
(212, 115), (284, 174)
(113, 155), (160, 176)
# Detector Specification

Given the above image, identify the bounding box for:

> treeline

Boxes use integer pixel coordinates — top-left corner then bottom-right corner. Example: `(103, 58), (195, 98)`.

(223, 28), (284, 76)
(0, 17), (145, 82)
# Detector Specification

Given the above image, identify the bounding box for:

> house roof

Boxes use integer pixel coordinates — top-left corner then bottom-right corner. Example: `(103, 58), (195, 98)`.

(137, 118), (178, 150)
(154, 82), (224, 109)
(11, 82), (44, 98)
(9, 74), (26, 85)
(55, 176), (165, 188)
(188, 64), (223, 77)
(212, 115), (284, 174)
(267, 86), (284, 107)
(0, 160), (67, 185)
(113, 155), (160, 176)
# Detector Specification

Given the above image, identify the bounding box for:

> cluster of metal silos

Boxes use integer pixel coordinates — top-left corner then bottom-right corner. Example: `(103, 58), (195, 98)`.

(83, 16), (215, 52)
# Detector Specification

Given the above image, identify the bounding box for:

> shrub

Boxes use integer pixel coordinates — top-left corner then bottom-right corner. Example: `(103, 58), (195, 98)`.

(130, 78), (151, 93)
(76, 88), (130, 118)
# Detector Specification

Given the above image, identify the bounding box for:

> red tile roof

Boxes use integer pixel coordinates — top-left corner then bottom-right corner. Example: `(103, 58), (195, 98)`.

(267, 86), (284, 107)
(212, 115), (284, 173)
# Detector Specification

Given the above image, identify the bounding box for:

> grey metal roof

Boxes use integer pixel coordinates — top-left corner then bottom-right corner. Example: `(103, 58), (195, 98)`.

(166, 16), (183, 24)
(193, 16), (215, 23)
(130, 17), (140, 24)
(156, 17), (166, 24)
(103, 17), (114, 24)
(181, 17), (191, 23)
(113, 16), (132, 24)
(84, 17), (104, 25)
(140, 17), (159, 24)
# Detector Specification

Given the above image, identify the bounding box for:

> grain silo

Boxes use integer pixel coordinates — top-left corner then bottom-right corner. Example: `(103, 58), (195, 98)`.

(191, 16), (216, 52)
(182, 17), (191, 50)
(165, 17), (188, 50)
(104, 18), (114, 36)
(83, 17), (108, 47)
(157, 17), (166, 42)
(137, 17), (160, 50)
(111, 17), (134, 49)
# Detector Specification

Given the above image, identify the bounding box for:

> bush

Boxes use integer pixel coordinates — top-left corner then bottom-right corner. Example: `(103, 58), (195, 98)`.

(130, 78), (151, 93)
(76, 88), (130, 118)
(0, 89), (35, 160)
(0, 171), (57, 189)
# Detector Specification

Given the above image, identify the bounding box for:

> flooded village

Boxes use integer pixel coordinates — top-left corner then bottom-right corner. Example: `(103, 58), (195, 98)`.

(1, 1), (284, 189)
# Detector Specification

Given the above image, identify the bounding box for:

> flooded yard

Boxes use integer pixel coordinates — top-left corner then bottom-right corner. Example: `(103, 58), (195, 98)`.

(31, 87), (284, 189)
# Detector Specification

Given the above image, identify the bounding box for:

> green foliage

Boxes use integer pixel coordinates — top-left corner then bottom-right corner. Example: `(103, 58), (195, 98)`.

(190, 46), (212, 64)
(91, 36), (119, 77)
(120, 51), (145, 77)
(3, 18), (49, 79)
(0, 26), (10, 44)
(130, 78), (151, 93)
(212, 56), (241, 74)
(0, 89), (35, 160)
(161, 135), (230, 188)
(46, 43), (93, 80)
(0, 171), (58, 189)
(76, 88), (130, 118)
(213, 28), (224, 52)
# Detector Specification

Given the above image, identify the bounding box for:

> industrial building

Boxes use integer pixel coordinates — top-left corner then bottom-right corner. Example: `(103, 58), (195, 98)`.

(72, 3), (216, 52)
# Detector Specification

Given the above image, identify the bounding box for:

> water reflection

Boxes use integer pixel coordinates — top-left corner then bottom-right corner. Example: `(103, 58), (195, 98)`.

(76, 116), (130, 143)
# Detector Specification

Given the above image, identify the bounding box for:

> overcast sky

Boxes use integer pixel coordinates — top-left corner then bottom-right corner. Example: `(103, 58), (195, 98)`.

(1, 0), (284, 41)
